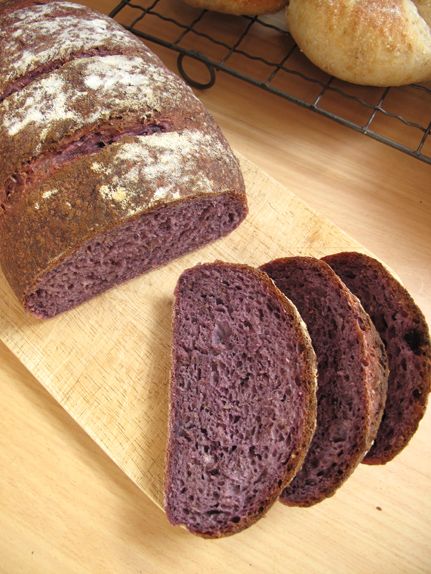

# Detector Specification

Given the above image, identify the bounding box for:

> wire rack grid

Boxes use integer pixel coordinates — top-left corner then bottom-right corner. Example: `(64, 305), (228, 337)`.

(110, 0), (431, 165)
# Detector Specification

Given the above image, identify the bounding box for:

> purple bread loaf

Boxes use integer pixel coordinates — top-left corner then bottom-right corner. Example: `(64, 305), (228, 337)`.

(323, 252), (431, 464)
(0, 2), (247, 318)
(261, 257), (388, 506)
(165, 262), (317, 537)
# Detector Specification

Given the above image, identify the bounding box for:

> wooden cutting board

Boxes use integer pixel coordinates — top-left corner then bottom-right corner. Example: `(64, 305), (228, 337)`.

(0, 154), (369, 510)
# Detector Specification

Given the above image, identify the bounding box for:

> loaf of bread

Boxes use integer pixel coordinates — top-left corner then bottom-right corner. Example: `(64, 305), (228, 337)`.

(323, 252), (431, 464)
(181, 0), (288, 16)
(165, 262), (317, 537)
(0, 1), (247, 317)
(261, 257), (388, 506)
(286, 0), (431, 86)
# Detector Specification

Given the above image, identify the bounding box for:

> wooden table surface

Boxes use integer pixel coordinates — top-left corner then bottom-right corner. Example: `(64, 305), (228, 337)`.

(1, 2), (430, 572)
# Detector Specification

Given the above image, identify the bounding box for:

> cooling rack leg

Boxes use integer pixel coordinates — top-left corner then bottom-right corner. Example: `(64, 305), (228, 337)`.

(177, 53), (216, 90)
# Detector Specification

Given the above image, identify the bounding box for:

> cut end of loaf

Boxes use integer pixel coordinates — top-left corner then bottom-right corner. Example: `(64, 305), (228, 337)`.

(165, 262), (317, 537)
(24, 195), (247, 318)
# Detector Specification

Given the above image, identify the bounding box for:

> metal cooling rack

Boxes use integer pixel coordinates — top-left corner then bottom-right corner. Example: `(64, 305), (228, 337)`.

(110, 0), (431, 164)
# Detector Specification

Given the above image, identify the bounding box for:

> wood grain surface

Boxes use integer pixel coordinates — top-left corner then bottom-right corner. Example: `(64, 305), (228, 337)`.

(1, 1), (430, 573)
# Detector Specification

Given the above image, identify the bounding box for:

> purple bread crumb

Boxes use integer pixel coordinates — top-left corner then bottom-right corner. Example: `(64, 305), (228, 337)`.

(25, 195), (246, 318)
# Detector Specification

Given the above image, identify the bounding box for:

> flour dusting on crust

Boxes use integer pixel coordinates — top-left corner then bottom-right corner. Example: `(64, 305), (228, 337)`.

(3, 75), (80, 136)
(1, 55), (188, 139)
(42, 188), (59, 200)
(1, 2), (87, 24)
(0, 1), (150, 95)
(91, 130), (234, 215)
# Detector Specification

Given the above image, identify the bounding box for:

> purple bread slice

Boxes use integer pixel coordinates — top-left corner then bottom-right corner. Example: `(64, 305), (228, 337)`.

(0, 130), (247, 318)
(165, 262), (317, 537)
(323, 252), (431, 464)
(0, 1), (155, 101)
(261, 257), (388, 507)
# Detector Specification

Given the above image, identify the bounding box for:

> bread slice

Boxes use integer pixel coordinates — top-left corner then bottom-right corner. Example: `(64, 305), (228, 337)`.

(323, 252), (431, 464)
(165, 262), (317, 537)
(261, 257), (388, 506)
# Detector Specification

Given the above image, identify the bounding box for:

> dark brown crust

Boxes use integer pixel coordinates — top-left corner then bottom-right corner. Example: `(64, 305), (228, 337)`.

(164, 262), (318, 537)
(361, 304), (389, 444)
(0, 48), (144, 103)
(0, 54), (204, 197)
(323, 252), (431, 464)
(0, 120), (173, 210)
(260, 257), (388, 507)
(0, 1), (153, 101)
(0, 0), (50, 17)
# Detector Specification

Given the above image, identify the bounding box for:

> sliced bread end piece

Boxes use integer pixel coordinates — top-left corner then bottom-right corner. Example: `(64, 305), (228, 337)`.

(323, 252), (431, 464)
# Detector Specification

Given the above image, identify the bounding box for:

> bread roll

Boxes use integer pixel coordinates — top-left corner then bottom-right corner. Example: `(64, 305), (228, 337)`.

(182, 0), (288, 16)
(286, 0), (431, 86)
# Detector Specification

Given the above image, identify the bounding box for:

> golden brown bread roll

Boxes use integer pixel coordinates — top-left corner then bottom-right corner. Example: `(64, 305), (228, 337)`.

(286, 0), (431, 86)
(182, 0), (288, 15)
